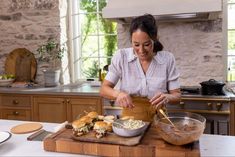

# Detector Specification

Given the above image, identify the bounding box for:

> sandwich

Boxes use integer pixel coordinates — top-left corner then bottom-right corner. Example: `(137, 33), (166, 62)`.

(72, 116), (93, 136)
(87, 111), (99, 122)
(93, 121), (109, 138)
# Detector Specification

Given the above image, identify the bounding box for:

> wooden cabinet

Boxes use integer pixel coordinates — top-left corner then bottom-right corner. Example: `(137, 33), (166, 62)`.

(33, 95), (102, 123)
(33, 97), (67, 123)
(0, 92), (102, 123)
(67, 96), (102, 122)
(1, 108), (31, 121)
(0, 94), (32, 121)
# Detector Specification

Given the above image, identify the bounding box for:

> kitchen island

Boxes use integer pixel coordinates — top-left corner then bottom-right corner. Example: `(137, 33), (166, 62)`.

(1, 119), (235, 157)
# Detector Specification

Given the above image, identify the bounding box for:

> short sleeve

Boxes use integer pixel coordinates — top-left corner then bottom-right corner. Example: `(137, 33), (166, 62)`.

(167, 53), (180, 90)
(105, 50), (122, 85)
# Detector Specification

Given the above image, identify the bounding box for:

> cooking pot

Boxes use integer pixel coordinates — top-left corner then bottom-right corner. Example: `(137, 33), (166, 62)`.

(200, 79), (225, 95)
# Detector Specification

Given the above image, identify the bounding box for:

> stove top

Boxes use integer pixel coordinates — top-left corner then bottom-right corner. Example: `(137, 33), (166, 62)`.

(180, 86), (226, 96)
(181, 86), (200, 95)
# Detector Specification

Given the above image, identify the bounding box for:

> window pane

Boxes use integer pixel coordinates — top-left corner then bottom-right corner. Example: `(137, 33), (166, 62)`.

(100, 58), (111, 70)
(80, 57), (110, 78)
(80, 13), (98, 35)
(80, 0), (97, 13)
(228, 0), (235, 3)
(228, 56), (235, 81)
(99, 34), (117, 57)
(98, 13), (117, 34)
(81, 36), (99, 57)
(228, 30), (235, 50)
(81, 58), (99, 78)
(228, 4), (235, 29)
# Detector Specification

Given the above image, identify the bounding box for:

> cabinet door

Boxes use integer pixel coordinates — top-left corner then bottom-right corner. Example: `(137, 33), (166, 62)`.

(33, 97), (67, 123)
(67, 97), (102, 121)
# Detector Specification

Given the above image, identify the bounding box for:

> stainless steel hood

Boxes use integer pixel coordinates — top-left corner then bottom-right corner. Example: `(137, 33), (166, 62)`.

(102, 0), (222, 23)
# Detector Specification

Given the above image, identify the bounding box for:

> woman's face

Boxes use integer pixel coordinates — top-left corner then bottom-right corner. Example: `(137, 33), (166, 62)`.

(131, 29), (154, 61)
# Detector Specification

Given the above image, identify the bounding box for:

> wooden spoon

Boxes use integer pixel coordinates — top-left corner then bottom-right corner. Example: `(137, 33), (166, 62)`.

(158, 109), (177, 128)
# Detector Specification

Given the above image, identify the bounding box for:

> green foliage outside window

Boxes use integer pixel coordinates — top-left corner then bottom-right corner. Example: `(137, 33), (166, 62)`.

(228, 0), (235, 3)
(228, 30), (235, 50)
(79, 0), (117, 78)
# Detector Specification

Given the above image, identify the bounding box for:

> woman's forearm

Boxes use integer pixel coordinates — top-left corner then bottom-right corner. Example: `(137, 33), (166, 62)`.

(100, 81), (120, 100)
(166, 91), (181, 104)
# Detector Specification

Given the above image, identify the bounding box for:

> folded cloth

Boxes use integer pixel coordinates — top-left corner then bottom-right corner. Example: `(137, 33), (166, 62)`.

(54, 121), (68, 132)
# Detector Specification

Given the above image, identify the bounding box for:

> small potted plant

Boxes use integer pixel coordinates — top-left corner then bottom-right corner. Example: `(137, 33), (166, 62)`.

(37, 40), (65, 87)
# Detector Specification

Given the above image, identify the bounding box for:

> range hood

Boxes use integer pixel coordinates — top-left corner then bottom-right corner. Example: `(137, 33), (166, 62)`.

(102, 0), (222, 23)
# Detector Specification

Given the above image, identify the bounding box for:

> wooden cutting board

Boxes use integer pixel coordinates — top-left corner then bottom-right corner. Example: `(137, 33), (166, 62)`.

(72, 122), (150, 146)
(43, 125), (200, 157)
(5, 48), (37, 82)
(11, 123), (42, 134)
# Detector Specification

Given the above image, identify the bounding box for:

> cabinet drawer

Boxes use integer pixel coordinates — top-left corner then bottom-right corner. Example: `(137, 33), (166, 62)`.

(1, 95), (31, 107)
(1, 108), (31, 121)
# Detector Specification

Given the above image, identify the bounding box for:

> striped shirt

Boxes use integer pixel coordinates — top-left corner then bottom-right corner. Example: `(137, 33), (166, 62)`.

(105, 48), (180, 99)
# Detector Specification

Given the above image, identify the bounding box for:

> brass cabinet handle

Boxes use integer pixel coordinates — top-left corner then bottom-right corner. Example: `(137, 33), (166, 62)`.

(13, 111), (19, 115)
(216, 103), (223, 111)
(63, 99), (70, 104)
(207, 103), (213, 110)
(13, 100), (19, 105)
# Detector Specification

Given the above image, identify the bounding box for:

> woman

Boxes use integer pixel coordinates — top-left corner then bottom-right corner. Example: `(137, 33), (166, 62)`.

(100, 14), (181, 121)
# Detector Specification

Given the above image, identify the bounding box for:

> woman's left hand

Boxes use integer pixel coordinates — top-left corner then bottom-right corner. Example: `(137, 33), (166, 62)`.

(149, 92), (169, 110)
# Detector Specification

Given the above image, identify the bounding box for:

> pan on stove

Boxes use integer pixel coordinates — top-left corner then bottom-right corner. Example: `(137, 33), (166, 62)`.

(200, 79), (225, 95)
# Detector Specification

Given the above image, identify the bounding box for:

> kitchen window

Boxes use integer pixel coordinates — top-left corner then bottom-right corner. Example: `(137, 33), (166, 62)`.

(68, 0), (117, 82)
(227, 0), (235, 81)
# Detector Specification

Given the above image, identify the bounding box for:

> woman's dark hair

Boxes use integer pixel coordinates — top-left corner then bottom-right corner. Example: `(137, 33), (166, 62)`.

(129, 14), (163, 52)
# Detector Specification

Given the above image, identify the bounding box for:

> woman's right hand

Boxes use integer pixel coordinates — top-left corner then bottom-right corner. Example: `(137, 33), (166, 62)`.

(116, 91), (134, 108)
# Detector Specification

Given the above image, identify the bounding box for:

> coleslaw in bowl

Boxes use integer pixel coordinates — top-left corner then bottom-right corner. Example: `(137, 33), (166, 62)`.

(112, 119), (148, 137)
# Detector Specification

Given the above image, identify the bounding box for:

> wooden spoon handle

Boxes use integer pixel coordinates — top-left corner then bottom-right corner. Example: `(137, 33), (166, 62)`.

(159, 109), (176, 127)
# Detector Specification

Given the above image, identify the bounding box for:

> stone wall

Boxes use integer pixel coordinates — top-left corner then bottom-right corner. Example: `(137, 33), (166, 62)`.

(117, 19), (224, 86)
(0, 0), (69, 85)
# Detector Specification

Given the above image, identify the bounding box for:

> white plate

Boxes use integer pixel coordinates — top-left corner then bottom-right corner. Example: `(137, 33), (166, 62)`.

(0, 79), (14, 87)
(0, 131), (11, 144)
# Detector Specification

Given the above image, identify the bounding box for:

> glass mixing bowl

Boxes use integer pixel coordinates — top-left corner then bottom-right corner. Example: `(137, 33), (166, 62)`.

(154, 112), (206, 145)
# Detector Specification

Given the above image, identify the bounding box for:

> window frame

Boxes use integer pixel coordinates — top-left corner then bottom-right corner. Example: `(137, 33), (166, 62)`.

(67, 0), (117, 82)
(226, 0), (235, 82)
